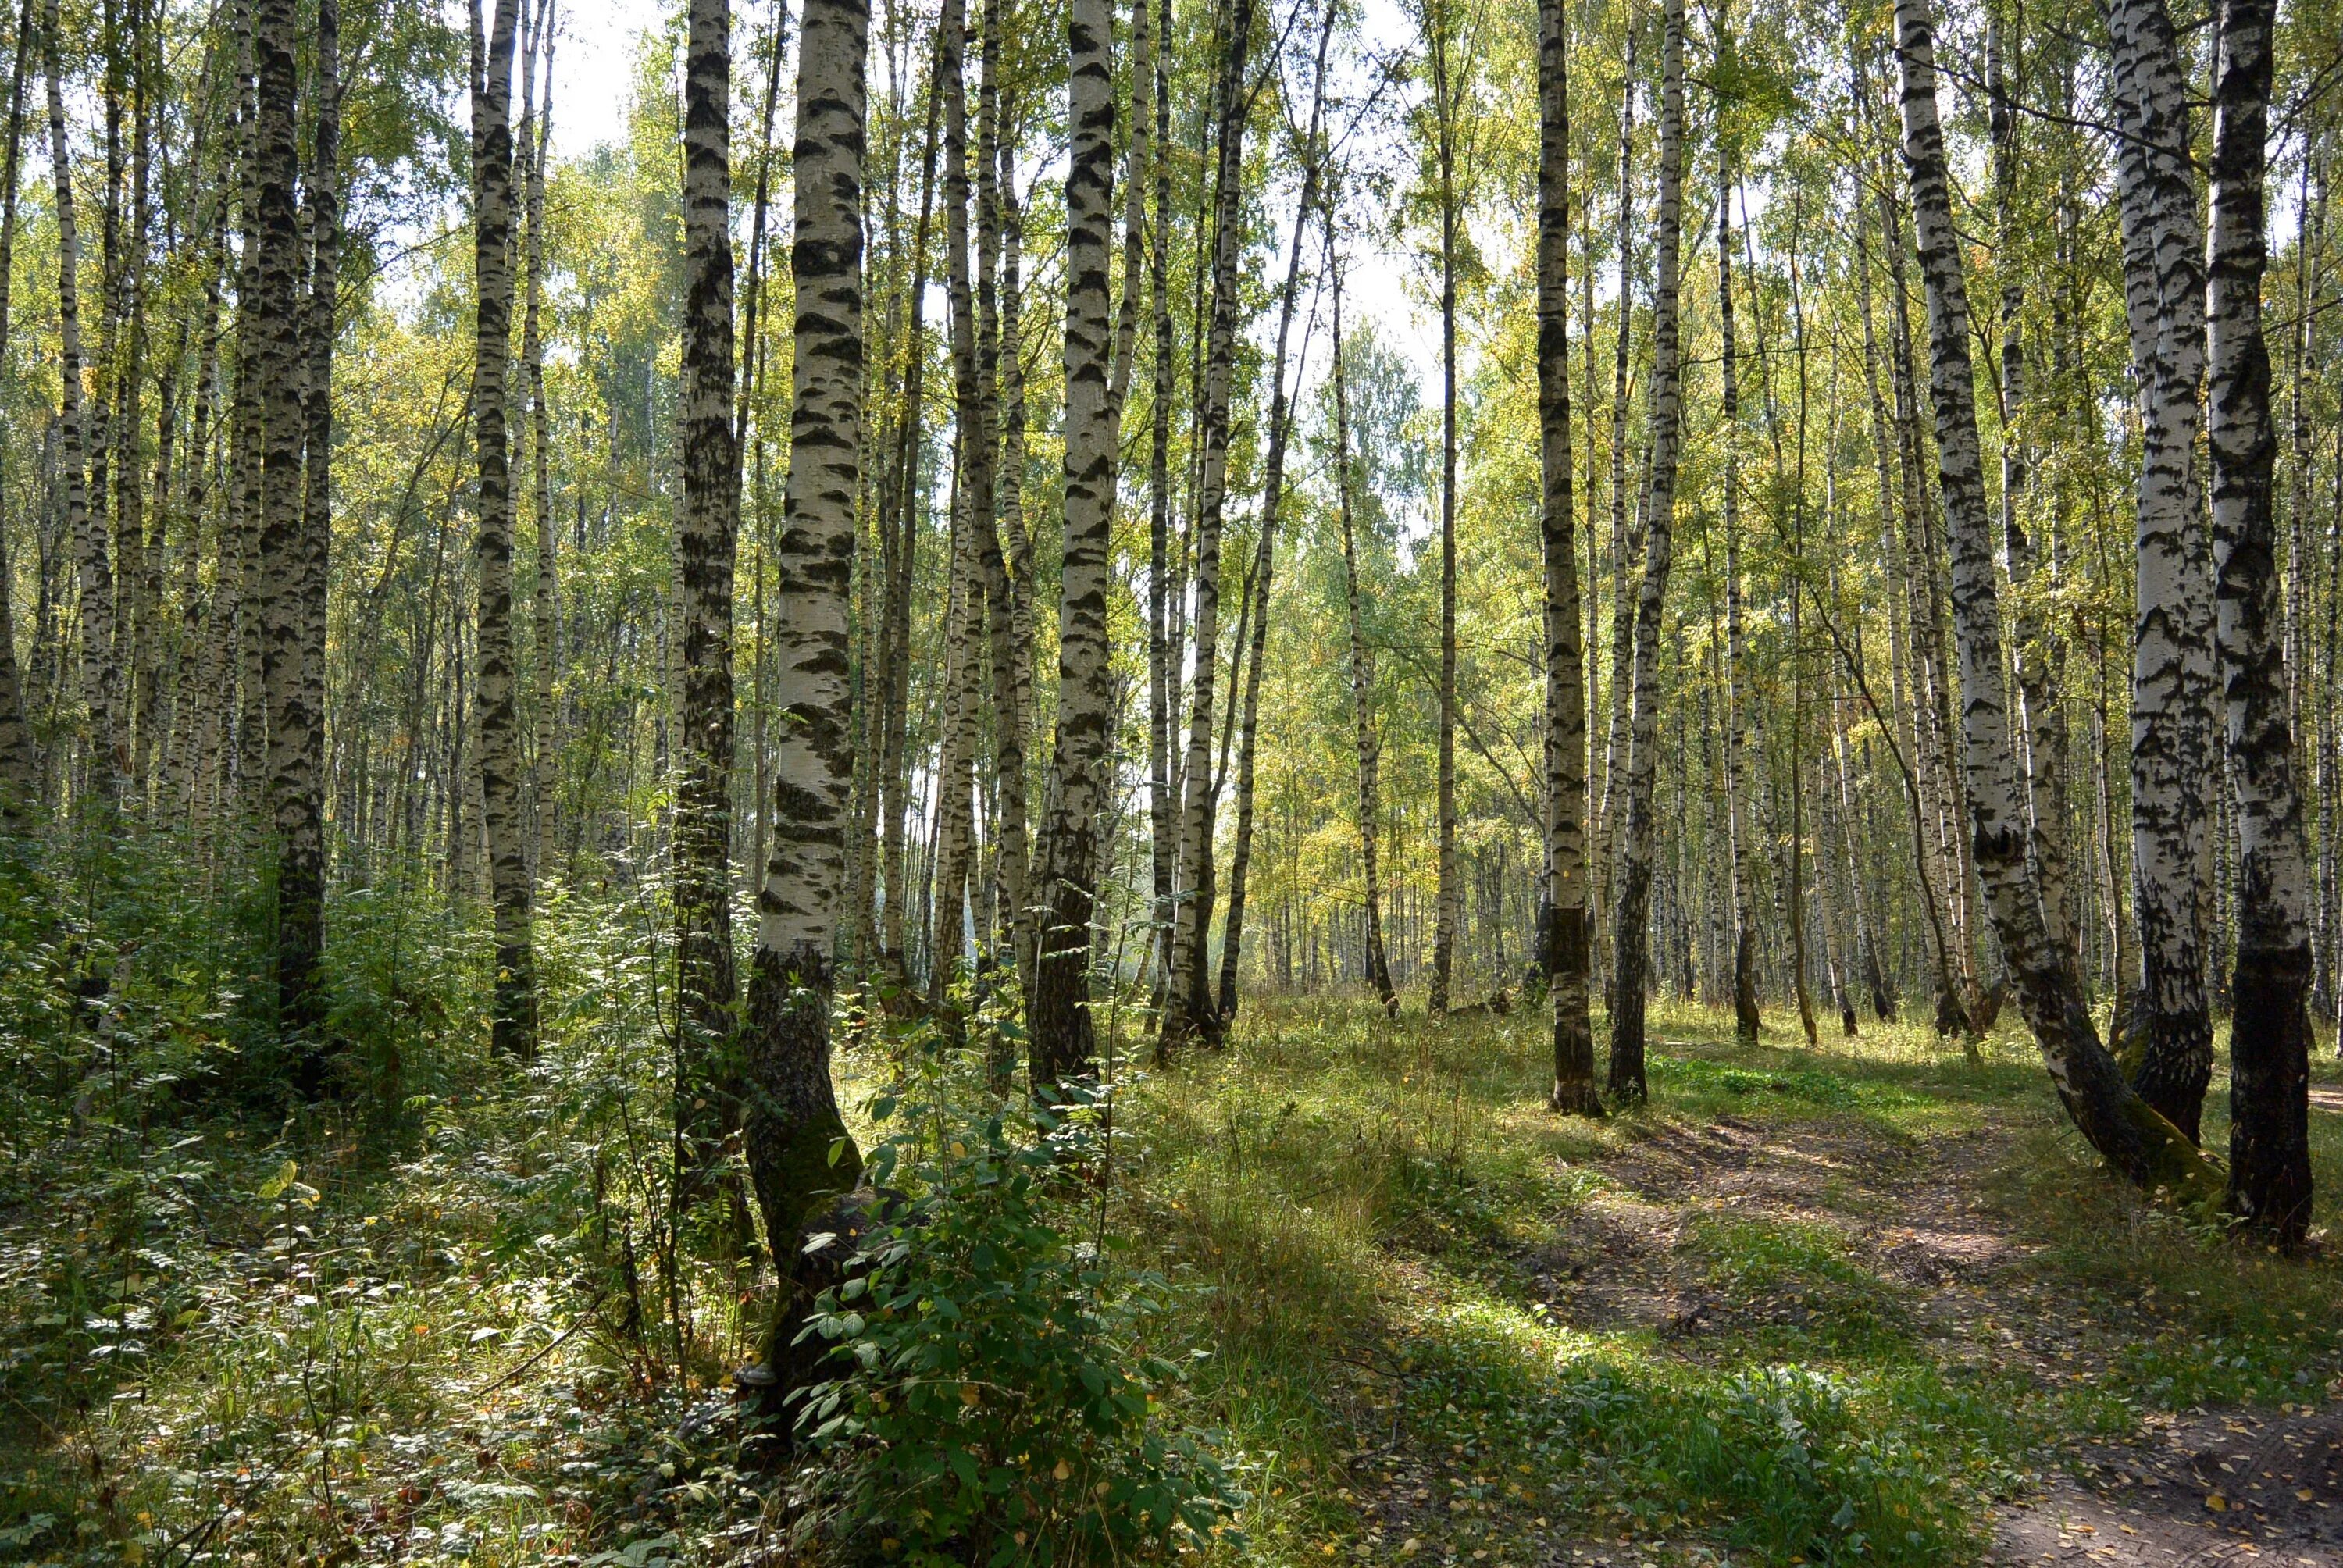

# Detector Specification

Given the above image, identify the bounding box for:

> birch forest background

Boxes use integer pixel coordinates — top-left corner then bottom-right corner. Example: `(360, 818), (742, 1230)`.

(5, 0), (2343, 1559)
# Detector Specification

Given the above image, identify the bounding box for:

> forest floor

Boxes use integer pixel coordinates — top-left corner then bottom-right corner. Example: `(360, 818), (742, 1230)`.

(1123, 996), (2343, 1568)
(5, 986), (2341, 1567)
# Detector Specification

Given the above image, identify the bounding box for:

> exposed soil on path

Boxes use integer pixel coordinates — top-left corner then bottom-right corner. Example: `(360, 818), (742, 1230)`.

(1346, 1063), (2343, 1566)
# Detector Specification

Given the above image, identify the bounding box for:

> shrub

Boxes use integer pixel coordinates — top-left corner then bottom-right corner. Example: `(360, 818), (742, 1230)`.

(794, 1067), (1243, 1566)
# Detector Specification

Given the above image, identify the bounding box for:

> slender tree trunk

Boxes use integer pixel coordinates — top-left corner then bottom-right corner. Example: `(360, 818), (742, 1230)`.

(1428, 1), (1460, 1015)
(675, 0), (742, 1189)
(2102, 0), (2216, 1139)
(1716, 123), (1759, 1047)
(929, 0), (990, 1003)
(1332, 265), (1396, 1014)
(1597, 40), (1637, 962)
(47, 0), (116, 796)
(0, 0), (40, 819)
(878, 36), (939, 983)
(2204, 0), (2313, 1244)
(469, 0), (537, 1060)
(1026, 0), (1120, 1086)
(524, 0), (558, 884)
(1161, 0), (1255, 1051)
(1144, 0), (1175, 999)
(1539, 0), (1597, 1112)
(745, 0), (869, 1400)
(1607, 0), (1685, 1103)
(1893, 0), (2215, 1199)
(272, 0), (337, 1075)
(1218, 0), (1332, 1024)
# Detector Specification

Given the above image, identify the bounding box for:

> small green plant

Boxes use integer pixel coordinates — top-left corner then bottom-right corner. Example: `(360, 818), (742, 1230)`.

(795, 1067), (1243, 1566)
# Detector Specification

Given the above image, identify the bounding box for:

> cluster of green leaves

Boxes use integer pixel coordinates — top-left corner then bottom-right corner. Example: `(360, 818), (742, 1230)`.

(795, 1064), (1244, 1566)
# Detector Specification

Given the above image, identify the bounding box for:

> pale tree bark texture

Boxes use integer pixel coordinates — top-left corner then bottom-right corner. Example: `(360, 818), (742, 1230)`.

(746, 0), (869, 1399)
(1028, 0), (1118, 1087)
(2101, 0), (2216, 1142)
(1892, 0), (2216, 1203)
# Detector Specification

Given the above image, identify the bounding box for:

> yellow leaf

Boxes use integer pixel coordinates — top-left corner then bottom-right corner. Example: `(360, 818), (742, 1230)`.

(2206, 1494), (2228, 1512)
(1054, 1459), (1072, 1481)
(961, 1383), (980, 1406)
(2300, 1490), (2316, 1502)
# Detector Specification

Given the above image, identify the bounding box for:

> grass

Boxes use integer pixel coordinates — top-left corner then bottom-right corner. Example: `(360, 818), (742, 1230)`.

(4, 951), (2339, 1568)
(1088, 991), (2343, 1566)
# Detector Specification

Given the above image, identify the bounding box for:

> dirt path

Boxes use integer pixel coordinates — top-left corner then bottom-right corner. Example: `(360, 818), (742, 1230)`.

(1552, 1100), (2343, 1566)
(1344, 1087), (2343, 1566)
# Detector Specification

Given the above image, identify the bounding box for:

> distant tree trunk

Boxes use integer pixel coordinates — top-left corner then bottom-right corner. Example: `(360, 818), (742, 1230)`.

(1026, 0), (1118, 1087)
(675, 0), (741, 1191)
(970, 2), (1027, 1007)
(2204, 0), (2313, 1245)
(1218, 0), (1332, 1024)
(1893, 0), (2216, 1200)
(469, 0), (537, 1060)
(997, 155), (1033, 984)
(1608, 0), (1684, 1103)
(745, 0), (868, 1397)
(47, 0), (116, 797)
(1144, 0), (1175, 1000)
(523, 1), (558, 884)
(877, 40), (939, 984)
(929, 0), (990, 1003)
(1332, 265), (1396, 1014)
(1161, 0), (1255, 1052)
(1428, 0), (1460, 1015)
(0, 0), (40, 820)
(1539, 0), (1597, 1113)
(2102, 0), (2215, 1139)
(1715, 120), (1759, 1048)
(1596, 40), (1637, 963)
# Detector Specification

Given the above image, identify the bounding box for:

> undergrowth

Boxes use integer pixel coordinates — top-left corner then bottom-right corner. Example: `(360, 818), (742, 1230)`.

(3, 826), (2341, 1567)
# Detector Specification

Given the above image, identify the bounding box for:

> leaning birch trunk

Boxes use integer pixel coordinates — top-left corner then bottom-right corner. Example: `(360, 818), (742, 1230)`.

(1332, 265), (1396, 1014)
(1892, 0), (2216, 1202)
(674, 0), (742, 1192)
(744, 0), (869, 1402)
(47, 0), (116, 796)
(2102, 0), (2216, 1140)
(1607, 0), (1685, 1103)
(1217, 0), (1332, 1023)
(2203, 0), (2314, 1244)
(469, 0), (537, 1060)
(1716, 127), (1760, 1048)
(1025, 0), (1118, 1087)
(1160, 0), (1256, 1052)
(0, 0), (41, 820)
(1538, 0), (1597, 1114)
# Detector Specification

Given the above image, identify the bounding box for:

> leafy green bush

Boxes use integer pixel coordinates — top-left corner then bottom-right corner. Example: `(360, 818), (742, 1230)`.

(795, 1071), (1243, 1566)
